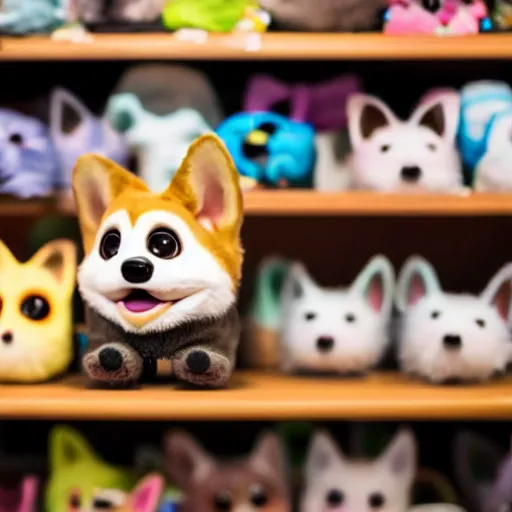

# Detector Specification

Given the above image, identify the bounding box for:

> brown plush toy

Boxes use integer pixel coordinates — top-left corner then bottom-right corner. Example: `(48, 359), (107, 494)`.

(165, 430), (291, 512)
(72, 134), (244, 389)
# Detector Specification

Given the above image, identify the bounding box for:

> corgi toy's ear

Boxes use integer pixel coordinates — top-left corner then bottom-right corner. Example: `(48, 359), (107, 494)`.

(378, 429), (417, 486)
(350, 255), (395, 317)
(0, 239), (19, 269)
(249, 431), (287, 481)
(164, 134), (243, 237)
(410, 91), (460, 143)
(130, 474), (164, 512)
(50, 87), (92, 141)
(480, 262), (512, 322)
(305, 430), (345, 482)
(73, 153), (148, 253)
(28, 240), (77, 297)
(347, 93), (397, 149)
(281, 262), (317, 304)
(50, 426), (98, 472)
(395, 256), (441, 313)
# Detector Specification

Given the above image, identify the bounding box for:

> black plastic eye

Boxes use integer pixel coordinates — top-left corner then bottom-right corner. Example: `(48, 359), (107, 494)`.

(69, 493), (81, 509)
(213, 491), (232, 511)
(431, 310), (441, 319)
(250, 484), (269, 507)
(257, 122), (277, 135)
(99, 229), (121, 260)
(21, 295), (50, 321)
(427, 143), (437, 151)
(369, 492), (386, 509)
(9, 133), (23, 145)
(476, 318), (486, 328)
(345, 313), (356, 323)
(305, 312), (317, 321)
(380, 144), (390, 153)
(92, 498), (114, 509)
(422, 0), (441, 12)
(147, 228), (181, 259)
(326, 489), (344, 507)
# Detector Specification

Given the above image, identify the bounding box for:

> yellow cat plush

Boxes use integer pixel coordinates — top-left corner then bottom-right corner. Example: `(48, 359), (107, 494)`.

(0, 239), (77, 382)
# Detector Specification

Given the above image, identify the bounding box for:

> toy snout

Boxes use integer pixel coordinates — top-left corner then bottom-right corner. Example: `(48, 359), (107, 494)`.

(121, 257), (154, 284)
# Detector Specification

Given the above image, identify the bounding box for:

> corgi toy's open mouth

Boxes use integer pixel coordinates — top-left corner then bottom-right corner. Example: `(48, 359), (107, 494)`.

(118, 289), (169, 313)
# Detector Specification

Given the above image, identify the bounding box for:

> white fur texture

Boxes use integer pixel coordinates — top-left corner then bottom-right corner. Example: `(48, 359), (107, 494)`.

(313, 131), (351, 191)
(301, 429), (416, 512)
(347, 92), (463, 193)
(279, 255), (394, 374)
(396, 256), (512, 383)
(78, 210), (235, 334)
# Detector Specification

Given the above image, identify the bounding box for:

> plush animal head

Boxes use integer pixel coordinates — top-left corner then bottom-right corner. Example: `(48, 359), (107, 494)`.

(454, 431), (512, 512)
(46, 426), (134, 512)
(0, 108), (58, 198)
(165, 430), (290, 512)
(106, 93), (211, 192)
(0, 239), (76, 382)
(73, 134), (244, 334)
(74, 0), (165, 24)
(301, 429), (416, 512)
(50, 88), (128, 189)
(279, 255), (395, 374)
(396, 256), (512, 383)
(0, 476), (38, 512)
(347, 92), (462, 192)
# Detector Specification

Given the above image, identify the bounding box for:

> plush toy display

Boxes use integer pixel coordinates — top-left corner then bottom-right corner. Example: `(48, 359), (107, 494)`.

(0, 109), (59, 198)
(301, 429), (417, 512)
(73, 134), (243, 389)
(346, 91), (464, 192)
(279, 255), (395, 375)
(46, 426), (134, 512)
(0, 239), (75, 383)
(0, 0), (67, 35)
(396, 256), (512, 384)
(494, 0), (512, 29)
(165, 430), (290, 512)
(0, 476), (38, 512)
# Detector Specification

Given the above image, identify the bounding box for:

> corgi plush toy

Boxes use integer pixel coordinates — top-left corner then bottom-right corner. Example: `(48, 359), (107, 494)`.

(165, 430), (291, 512)
(0, 239), (76, 383)
(301, 429), (416, 512)
(346, 92), (463, 193)
(73, 134), (244, 389)
(396, 256), (512, 384)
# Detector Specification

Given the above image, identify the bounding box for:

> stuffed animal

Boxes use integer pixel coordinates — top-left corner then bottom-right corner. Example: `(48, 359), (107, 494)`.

(494, 0), (512, 29)
(300, 429), (417, 512)
(0, 109), (59, 198)
(73, 134), (243, 389)
(0, 239), (75, 383)
(0, 0), (67, 35)
(346, 91), (464, 193)
(279, 255), (395, 375)
(165, 430), (290, 512)
(46, 425), (134, 512)
(73, 0), (165, 26)
(395, 256), (512, 384)
(313, 131), (352, 191)
(0, 476), (38, 512)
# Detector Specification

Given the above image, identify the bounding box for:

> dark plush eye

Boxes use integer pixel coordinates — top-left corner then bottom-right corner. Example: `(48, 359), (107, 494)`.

(258, 122), (277, 135)
(92, 498), (114, 510)
(369, 492), (386, 509)
(431, 310), (441, 319)
(427, 143), (437, 151)
(21, 295), (50, 321)
(305, 312), (317, 321)
(422, 0), (441, 11)
(69, 493), (81, 509)
(250, 484), (269, 508)
(380, 144), (390, 153)
(213, 491), (232, 511)
(99, 229), (121, 260)
(326, 489), (344, 507)
(476, 318), (486, 328)
(147, 228), (181, 259)
(9, 133), (23, 145)
(345, 313), (356, 323)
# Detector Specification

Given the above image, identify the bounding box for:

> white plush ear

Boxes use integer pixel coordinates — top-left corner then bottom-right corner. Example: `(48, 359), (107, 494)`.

(396, 256), (442, 313)
(410, 91), (460, 143)
(50, 87), (91, 140)
(480, 262), (512, 321)
(378, 429), (417, 487)
(347, 93), (398, 149)
(281, 262), (318, 304)
(350, 255), (395, 318)
(305, 431), (345, 482)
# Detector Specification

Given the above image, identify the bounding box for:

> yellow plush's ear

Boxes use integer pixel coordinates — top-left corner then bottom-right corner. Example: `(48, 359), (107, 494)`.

(0, 239), (19, 270)
(72, 153), (148, 253)
(50, 426), (98, 472)
(29, 239), (77, 297)
(164, 134), (243, 238)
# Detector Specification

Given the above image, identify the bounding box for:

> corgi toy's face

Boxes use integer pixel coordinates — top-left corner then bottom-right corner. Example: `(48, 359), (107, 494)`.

(165, 430), (290, 512)
(279, 256), (395, 374)
(0, 239), (76, 383)
(396, 257), (512, 383)
(347, 92), (462, 193)
(301, 429), (416, 512)
(73, 134), (244, 335)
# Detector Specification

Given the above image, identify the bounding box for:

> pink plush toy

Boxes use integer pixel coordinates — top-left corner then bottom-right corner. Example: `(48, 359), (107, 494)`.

(0, 476), (38, 512)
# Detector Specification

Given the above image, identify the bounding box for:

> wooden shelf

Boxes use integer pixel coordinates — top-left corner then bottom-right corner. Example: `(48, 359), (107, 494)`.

(1, 371), (512, 420)
(2, 33), (512, 61)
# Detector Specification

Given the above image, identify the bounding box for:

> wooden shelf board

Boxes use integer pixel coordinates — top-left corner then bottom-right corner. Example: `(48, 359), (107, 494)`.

(2, 34), (512, 61)
(1, 371), (512, 420)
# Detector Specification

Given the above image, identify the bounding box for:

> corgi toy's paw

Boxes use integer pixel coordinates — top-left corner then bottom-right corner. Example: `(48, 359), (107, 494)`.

(82, 342), (143, 386)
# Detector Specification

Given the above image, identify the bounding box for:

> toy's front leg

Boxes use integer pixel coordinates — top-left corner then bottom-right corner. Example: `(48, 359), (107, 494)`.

(82, 342), (143, 387)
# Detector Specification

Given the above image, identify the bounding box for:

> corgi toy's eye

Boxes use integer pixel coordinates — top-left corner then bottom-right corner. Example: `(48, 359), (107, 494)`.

(427, 143), (437, 151)
(369, 492), (385, 509)
(326, 489), (344, 507)
(476, 318), (486, 328)
(9, 133), (23, 145)
(431, 310), (441, 319)
(100, 229), (121, 260)
(380, 144), (391, 153)
(147, 228), (181, 259)
(304, 312), (317, 321)
(249, 484), (268, 507)
(21, 295), (50, 321)
(213, 491), (232, 511)
(345, 313), (356, 323)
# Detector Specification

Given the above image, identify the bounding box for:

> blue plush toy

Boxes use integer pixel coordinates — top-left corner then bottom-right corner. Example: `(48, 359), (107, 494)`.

(216, 112), (315, 188)
(0, 0), (67, 35)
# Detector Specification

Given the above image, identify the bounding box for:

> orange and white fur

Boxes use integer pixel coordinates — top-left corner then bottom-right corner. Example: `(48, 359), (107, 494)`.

(73, 134), (244, 388)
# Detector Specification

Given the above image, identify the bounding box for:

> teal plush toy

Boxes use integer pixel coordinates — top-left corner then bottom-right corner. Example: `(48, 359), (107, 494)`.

(0, 0), (67, 35)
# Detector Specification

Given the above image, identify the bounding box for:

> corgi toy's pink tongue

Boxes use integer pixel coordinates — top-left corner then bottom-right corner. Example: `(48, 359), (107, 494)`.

(121, 292), (163, 313)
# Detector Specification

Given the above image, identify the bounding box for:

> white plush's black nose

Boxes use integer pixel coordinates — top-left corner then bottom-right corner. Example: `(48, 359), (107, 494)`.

(317, 336), (335, 353)
(443, 334), (462, 350)
(401, 166), (422, 182)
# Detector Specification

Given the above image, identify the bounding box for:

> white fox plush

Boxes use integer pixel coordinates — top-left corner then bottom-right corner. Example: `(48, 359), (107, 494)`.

(396, 256), (512, 384)
(279, 255), (395, 375)
(300, 429), (417, 512)
(346, 92), (463, 193)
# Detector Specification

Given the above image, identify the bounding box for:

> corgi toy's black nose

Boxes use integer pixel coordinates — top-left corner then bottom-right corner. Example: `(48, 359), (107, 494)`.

(401, 165), (422, 183)
(1, 331), (13, 344)
(317, 336), (335, 353)
(443, 334), (462, 350)
(121, 257), (154, 284)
